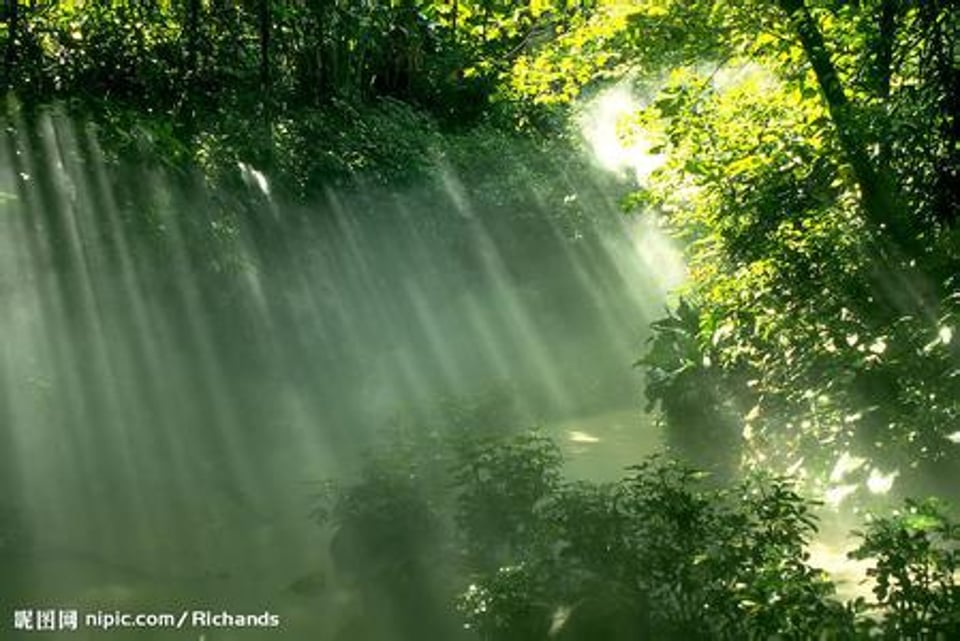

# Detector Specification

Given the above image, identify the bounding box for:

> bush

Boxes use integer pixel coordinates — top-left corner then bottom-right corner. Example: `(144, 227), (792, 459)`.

(459, 457), (854, 640)
(850, 498), (960, 639)
(314, 417), (958, 640)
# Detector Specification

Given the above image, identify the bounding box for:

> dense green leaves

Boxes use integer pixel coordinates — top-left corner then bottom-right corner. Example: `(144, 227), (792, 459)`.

(496, 0), (960, 494)
(4, 1), (960, 633)
(0, 0), (582, 195)
(851, 498), (960, 639)
(318, 417), (958, 640)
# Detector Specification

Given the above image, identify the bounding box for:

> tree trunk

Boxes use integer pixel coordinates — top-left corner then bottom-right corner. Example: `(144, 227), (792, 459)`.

(4, 0), (18, 81)
(451, 0), (458, 43)
(872, 0), (899, 170)
(259, 0), (271, 99)
(186, 0), (201, 74)
(777, 0), (936, 314)
(258, 0), (273, 166)
(778, 1), (899, 236)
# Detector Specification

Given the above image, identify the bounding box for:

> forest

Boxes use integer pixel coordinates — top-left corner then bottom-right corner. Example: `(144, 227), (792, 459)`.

(0, 1), (958, 640)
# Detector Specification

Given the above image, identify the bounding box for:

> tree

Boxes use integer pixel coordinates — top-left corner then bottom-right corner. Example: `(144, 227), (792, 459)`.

(501, 0), (960, 488)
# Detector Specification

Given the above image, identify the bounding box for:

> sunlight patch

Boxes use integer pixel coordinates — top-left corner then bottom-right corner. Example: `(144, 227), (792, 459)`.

(829, 451), (866, 483)
(627, 216), (687, 295)
(568, 430), (601, 444)
(710, 62), (779, 93)
(939, 325), (953, 345)
(866, 468), (898, 494)
(785, 457), (805, 477)
(578, 85), (665, 182)
(824, 484), (858, 508)
(806, 540), (875, 602)
(238, 162), (270, 197)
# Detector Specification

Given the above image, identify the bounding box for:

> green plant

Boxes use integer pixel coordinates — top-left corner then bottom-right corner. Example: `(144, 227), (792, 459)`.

(460, 455), (855, 640)
(851, 498), (960, 639)
(452, 432), (562, 570)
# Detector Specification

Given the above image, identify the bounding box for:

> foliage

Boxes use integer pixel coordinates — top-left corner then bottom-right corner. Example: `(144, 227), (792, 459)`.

(0, 0), (606, 194)
(316, 419), (960, 640)
(312, 465), (442, 586)
(637, 298), (743, 479)
(452, 432), (562, 570)
(495, 0), (960, 493)
(850, 498), (960, 639)
(311, 455), (462, 641)
(460, 455), (855, 640)
(5, 1), (958, 491)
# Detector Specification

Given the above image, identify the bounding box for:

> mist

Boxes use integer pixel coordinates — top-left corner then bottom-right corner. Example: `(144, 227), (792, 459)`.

(0, 105), (677, 639)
